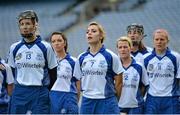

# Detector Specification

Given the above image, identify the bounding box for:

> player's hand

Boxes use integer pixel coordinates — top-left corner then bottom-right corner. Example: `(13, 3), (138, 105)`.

(0, 64), (5, 70)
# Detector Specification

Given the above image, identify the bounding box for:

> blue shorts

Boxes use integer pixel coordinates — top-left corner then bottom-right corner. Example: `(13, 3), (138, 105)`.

(0, 104), (8, 114)
(145, 94), (179, 114)
(49, 91), (78, 114)
(119, 104), (144, 114)
(80, 96), (119, 114)
(9, 85), (49, 114)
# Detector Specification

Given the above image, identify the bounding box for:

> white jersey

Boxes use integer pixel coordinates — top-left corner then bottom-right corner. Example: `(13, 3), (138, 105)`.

(131, 47), (152, 64)
(51, 54), (78, 93)
(118, 58), (148, 108)
(0, 59), (14, 104)
(73, 45), (124, 99)
(144, 48), (180, 97)
(8, 36), (57, 86)
(0, 60), (14, 94)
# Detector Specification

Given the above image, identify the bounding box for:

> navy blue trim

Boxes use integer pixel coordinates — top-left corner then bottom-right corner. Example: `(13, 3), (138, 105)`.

(12, 42), (24, 61)
(66, 54), (78, 93)
(100, 48), (116, 98)
(131, 48), (149, 57)
(144, 53), (155, 69)
(35, 36), (48, 68)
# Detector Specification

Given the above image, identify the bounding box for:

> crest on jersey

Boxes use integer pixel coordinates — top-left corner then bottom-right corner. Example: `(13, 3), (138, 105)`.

(65, 67), (71, 73)
(167, 64), (173, 71)
(36, 53), (43, 61)
(15, 53), (22, 60)
(81, 61), (87, 68)
(98, 60), (106, 68)
(148, 64), (154, 72)
(132, 74), (138, 81)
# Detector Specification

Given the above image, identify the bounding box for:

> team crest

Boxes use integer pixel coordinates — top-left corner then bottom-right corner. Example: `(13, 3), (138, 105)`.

(65, 67), (71, 73)
(81, 61), (87, 68)
(167, 64), (173, 71)
(132, 74), (138, 81)
(98, 60), (106, 68)
(15, 53), (22, 60)
(36, 53), (43, 61)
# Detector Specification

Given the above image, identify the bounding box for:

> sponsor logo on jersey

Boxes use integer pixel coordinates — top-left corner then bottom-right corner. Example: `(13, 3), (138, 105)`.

(82, 69), (104, 76)
(16, 62), (43, 69)
(149, 72), (172, 78)
(123, 83), (137, 88)
(15, 53), (22, 60)
(58, 75), (71, 79)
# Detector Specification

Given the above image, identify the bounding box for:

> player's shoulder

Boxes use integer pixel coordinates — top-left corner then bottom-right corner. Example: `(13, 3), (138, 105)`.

(105, 48), (118, 57)
(143, 52), (153, 59)
(41, 40), (51, 47)
(10, 41), (22, 49)
(77, 51), (89, 59)
(69, 55), (77, 62)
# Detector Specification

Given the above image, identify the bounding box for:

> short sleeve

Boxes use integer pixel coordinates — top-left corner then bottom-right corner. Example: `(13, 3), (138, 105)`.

(4, 63), (14, 84)
(73, 59), (82, 80)
(8, 45), (16, 68)
(141, 64), (149, 86)
(112, 54), (124, 75)
(176, 52), (180, 79)
(46, 44), (58, 69)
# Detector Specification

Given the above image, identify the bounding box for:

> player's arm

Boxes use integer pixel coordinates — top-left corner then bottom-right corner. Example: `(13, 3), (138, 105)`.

(114, 73), (123, 100)
(76, 80), (81, 101)
(0, 64), (5, 70)
(7, 83), (14, 96)
(48, 67), (57, 90)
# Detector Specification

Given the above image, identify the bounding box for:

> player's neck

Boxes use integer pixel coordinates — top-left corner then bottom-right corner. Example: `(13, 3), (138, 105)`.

(155, 48), (166, 55)
(131, 46), (139, 53)
(89, 43), (102, 55)
(57, 50), (67, 60)
(24, 35), (36, 43)
(121, 56), (132, 68)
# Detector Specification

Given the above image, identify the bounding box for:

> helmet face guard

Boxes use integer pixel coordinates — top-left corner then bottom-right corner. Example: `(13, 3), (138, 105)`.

(18, 10), (38, 38)
(127, 23), (144, 35)
(18, 10), (38, 23)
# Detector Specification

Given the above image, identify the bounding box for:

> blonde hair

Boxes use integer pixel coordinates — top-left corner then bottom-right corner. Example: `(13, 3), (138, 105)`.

(116, 36), (132, 48)
(88, 21), (106, 43)
(153, 29), (169, 41)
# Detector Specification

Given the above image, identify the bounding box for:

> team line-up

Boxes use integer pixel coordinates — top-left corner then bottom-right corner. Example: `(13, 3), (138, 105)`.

(0, 10), (179, 114)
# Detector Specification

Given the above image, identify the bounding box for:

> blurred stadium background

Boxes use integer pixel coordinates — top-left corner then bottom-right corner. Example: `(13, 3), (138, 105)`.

(0, 0), (180, 59)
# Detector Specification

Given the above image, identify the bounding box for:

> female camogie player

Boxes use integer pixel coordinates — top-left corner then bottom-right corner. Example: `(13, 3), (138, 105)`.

(0, 58), (14, 114)
(49, 32), (80, 114)
(117, 36), (148, 114)
(7, 10), (57, 114)
(73, 22), (124, 114)
(144, 29), (180, 114)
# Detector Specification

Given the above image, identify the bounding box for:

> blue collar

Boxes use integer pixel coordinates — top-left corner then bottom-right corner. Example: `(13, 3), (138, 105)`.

(21, 35), (42, 44)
